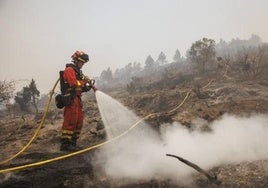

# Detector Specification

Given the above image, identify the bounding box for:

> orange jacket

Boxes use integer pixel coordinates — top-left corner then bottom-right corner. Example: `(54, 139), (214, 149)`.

(63, 66), (86, 90)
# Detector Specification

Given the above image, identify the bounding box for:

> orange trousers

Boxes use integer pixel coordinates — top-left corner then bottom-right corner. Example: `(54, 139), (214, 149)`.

(61, 95), (83, 140)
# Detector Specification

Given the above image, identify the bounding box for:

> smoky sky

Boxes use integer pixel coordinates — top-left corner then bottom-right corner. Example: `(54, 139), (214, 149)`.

(1, 0), (268, 93)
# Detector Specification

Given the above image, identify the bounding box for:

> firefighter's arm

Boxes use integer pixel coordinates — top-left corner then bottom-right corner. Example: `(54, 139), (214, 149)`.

(64, 67), (87, 88)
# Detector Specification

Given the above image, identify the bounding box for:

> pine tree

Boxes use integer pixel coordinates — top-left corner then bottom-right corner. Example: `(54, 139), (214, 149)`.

(15, 79), (40, 114)
(28, 79), (40, 114)
(173, 49), (181, 63)
(157, 51), (168, 65)
(187, 38), (216, 73)
(144, 55), (155, 70)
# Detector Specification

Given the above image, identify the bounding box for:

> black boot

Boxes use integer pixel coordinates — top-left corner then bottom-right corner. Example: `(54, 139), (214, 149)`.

(71, 133), (83, 150)
(60, 139), (79, 152)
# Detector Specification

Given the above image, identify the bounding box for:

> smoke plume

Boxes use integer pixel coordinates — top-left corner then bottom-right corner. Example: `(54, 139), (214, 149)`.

(94, 91), (268, 184)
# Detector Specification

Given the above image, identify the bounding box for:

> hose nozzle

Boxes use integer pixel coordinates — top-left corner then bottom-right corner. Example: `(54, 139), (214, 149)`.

(89, 79), (98, 92)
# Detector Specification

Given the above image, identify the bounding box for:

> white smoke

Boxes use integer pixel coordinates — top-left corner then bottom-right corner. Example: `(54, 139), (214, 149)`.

(94, 91), (268, 184)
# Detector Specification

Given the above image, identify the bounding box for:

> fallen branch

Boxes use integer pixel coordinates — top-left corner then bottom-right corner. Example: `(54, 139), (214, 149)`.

(166, 154), (221, 185)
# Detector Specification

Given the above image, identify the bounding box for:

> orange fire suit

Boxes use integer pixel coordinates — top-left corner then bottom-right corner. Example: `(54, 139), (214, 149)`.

(61, 64), (88, 143)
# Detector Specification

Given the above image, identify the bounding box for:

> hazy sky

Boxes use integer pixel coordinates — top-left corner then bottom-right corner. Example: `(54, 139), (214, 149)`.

(1, 0), (268, 93)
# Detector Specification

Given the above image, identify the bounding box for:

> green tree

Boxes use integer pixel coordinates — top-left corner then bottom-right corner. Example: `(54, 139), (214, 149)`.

(156, 51), (167, 65)
(15, 90), (30, 112)
(28, 79), (40, 113)
(187, 38), (216, 73)
(173, 49), (182, 63)
(15, 79), (40, 114)
(144, 55), (155, 70)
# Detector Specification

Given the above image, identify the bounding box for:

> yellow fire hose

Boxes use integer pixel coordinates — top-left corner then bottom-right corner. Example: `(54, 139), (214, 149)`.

(0, 78), (60, 165)
(0, 89), (191, 174)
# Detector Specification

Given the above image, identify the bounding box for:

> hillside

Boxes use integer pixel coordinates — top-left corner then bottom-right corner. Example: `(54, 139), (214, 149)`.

(0, 69), (268, 188)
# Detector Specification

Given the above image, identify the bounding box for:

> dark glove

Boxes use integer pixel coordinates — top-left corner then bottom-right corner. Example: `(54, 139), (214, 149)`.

(82, 85), (91, 92)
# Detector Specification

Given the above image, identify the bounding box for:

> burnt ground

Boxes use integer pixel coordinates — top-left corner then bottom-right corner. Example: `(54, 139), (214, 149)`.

(0, 73), (268, 187)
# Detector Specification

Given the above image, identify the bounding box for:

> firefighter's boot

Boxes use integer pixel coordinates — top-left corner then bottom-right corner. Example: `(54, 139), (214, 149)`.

(71, 133), (83, 150)
(60, 138), (78, 152)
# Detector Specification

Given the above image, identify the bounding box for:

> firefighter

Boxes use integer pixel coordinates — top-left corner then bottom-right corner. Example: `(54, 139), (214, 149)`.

(60, 50), (93, 151)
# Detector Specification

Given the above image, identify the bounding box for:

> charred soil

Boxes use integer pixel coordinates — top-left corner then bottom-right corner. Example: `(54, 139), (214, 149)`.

(0, 72), (268, 188)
